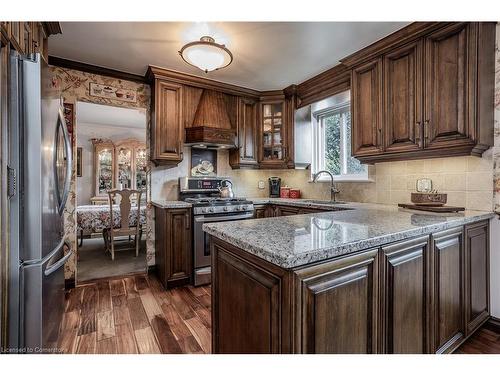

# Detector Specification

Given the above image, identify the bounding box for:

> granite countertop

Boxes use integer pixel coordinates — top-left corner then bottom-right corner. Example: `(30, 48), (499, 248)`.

(151, 200), (192, 209)
(203, 199), (494, 269)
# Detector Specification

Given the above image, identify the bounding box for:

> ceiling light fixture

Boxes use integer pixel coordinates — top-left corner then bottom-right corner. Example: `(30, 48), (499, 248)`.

(179, 36), (233, 73)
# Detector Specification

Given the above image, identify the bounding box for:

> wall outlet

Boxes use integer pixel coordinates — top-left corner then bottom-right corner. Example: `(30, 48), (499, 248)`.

(258, 180), (265, 189)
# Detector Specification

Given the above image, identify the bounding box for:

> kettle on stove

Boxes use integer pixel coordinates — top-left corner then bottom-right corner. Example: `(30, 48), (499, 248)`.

(218, 179), (234, 198)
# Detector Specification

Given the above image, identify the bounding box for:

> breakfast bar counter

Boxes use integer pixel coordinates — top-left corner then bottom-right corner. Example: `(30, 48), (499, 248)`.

(203, 200), (493, 354)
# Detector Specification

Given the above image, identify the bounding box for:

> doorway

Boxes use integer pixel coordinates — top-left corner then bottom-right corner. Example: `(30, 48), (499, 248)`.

(75, 101), (148, 282)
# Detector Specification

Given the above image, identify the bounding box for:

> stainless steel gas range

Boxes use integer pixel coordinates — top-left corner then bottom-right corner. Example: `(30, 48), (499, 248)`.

(179, 177), (254, 286)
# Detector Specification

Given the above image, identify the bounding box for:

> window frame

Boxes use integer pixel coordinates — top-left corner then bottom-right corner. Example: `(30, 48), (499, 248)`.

(311, 101), (369, 182)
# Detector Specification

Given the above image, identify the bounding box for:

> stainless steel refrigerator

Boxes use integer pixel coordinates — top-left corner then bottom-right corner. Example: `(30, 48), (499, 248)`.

(7, 51), (73, 352)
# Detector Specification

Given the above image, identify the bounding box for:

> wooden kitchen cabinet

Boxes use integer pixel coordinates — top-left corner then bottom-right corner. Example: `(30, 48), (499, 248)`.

(149, 79), (184, 166)
(254, 205), (273, 218)
(380, 236), (431, 353)
(10, 22), (24, 53)
(464, 220), (490, 335)
(211, 219), (491, 354)
(257, 91), (295, 169)
(211, 239), (291, 353)
(154, 207), (192, 289)
(423, 23), (476, 151)
(348, 22), (495, 163)
(258, 99), (287, 168)
(383, 40), (423, 153)
(0, 22), (10, 39)
(275, 205), (300, 216)
(431, 226), (465, 353)
(229, 97), (258, 169)
(351, 58), (384, 158)
(294, 249), (380, 353)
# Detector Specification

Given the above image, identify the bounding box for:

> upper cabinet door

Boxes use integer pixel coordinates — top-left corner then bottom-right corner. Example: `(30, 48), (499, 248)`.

(229, 97), (258, 168)
(258, 100), (289, 168)
(351, 58), (383, 157)
(383, 40), (423, 153)
(423, 23), (477, 149)
(151, 80), (184, 165)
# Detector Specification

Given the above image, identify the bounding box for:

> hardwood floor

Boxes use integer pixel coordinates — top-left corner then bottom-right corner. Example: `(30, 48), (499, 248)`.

(59, 273), (500, 354)
(455, 324), (500, 354)
(58, 274), (211, 354)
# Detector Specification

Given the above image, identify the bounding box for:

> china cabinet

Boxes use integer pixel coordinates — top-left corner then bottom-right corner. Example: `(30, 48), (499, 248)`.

(91, 138), (146, 204)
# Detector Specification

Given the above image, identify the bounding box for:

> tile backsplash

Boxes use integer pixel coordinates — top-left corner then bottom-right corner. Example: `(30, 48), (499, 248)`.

(151, 148), (493, 212)
(350, 154), (494, 211)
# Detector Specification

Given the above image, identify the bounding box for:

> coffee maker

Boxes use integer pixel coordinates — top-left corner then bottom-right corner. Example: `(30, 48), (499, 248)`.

(268, 177), (281, 198)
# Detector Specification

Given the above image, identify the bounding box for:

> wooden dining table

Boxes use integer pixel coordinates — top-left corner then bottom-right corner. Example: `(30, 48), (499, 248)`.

(76, 204), (147, 247)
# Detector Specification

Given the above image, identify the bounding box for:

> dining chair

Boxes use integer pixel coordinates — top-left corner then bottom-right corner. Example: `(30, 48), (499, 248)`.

(103, 189), (142, 260)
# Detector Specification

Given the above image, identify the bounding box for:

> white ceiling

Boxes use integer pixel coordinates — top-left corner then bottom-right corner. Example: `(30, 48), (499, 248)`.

(49, 22), (409, 91)
(76, 101), (147, 128)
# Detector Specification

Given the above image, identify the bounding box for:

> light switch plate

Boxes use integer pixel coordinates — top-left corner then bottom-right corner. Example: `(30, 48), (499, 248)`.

(258, 180), (265, 189)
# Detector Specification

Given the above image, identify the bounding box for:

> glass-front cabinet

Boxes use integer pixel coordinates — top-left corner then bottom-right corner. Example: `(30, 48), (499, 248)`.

(91, 138), (146, 205)
(93, 140), (115, 201)
(259, 98), (293, 168)
(135, 146), (147, 191)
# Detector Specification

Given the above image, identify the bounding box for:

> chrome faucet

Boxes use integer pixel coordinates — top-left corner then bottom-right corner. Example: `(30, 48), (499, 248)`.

(312, 170), (340, 202)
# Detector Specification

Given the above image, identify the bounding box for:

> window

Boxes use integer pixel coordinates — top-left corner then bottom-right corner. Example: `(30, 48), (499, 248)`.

(312, 102), (367, 181)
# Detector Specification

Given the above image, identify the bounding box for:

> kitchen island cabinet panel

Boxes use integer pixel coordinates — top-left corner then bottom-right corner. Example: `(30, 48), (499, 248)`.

(432, 227), (465, 353)
(211, 239), (291, 354)
(464, 220), (490, 335)
(294, 249), (379, 354)
(206, 204), (491, 354)
(380, 236), (430, 353)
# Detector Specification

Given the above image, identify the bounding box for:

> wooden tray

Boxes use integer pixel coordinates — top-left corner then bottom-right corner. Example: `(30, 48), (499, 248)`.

(398, 203), (465, 213)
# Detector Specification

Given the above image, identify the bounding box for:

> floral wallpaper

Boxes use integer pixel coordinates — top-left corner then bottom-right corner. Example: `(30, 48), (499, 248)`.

(49, 66), (153, 284)
(494, 23), (500, 212)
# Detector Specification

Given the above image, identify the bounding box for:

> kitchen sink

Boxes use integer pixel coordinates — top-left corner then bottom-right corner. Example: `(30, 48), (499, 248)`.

(302, 199), (347, 205)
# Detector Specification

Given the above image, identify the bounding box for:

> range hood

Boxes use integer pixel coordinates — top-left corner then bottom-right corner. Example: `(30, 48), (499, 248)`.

(185, 89), (236, 148)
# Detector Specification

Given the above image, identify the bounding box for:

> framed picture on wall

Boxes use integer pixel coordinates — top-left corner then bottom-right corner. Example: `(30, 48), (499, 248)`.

(76, 147), (82, 177)
(191, 148), (217, 177)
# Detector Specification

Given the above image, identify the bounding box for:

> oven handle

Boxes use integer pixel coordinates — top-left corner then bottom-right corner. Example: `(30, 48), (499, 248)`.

(195, 212), (254, 223)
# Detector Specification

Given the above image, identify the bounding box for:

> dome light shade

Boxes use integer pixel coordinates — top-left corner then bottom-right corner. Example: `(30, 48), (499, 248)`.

(179, 36), (233, 73)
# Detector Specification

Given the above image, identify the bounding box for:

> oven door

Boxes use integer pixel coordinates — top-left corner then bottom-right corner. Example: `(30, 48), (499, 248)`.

(193, 212), (254, 285)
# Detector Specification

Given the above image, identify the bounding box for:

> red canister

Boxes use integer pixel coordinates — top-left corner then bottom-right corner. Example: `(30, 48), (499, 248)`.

(289, 189), (301, 199)
(280, 187), (290, 198)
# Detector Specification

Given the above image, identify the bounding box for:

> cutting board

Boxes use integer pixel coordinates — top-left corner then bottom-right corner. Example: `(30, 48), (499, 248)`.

(398, 203), (465, 213)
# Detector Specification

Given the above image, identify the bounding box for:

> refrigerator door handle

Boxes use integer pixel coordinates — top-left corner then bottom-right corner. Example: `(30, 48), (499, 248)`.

(44, 246), (72, 277)
(56, 106), (72, 215)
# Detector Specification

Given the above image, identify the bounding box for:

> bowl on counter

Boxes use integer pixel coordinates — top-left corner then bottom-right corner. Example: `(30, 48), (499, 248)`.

(411, 192), (447, 206)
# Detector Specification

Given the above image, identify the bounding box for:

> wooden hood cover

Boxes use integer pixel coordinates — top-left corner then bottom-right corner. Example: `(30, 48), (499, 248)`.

(185, 89), (236, 147)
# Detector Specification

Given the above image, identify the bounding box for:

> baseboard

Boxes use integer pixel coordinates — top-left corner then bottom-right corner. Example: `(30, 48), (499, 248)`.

(484, 316), (500, 334)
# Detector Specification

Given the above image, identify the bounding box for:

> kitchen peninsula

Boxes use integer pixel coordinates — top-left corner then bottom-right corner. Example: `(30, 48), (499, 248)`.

(203, 201), (493, 354)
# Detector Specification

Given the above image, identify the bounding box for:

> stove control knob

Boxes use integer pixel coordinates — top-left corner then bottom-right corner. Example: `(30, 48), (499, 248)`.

(223, 206), (229, 211)
(209, 207), (214, 213)
(234, 206), (240, 211)
(241, 205), (247, 211)
(201, 208), (207, 213)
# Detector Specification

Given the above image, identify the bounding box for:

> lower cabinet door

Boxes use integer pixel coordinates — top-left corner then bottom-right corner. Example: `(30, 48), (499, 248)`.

(380, 235), (431, 353)
(294, 249), (379, 353)
(275, 205), (300, 216)
(212, 241), (289, 354)
(465, 221), (490, 335)
(432, 227), (465, 353)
